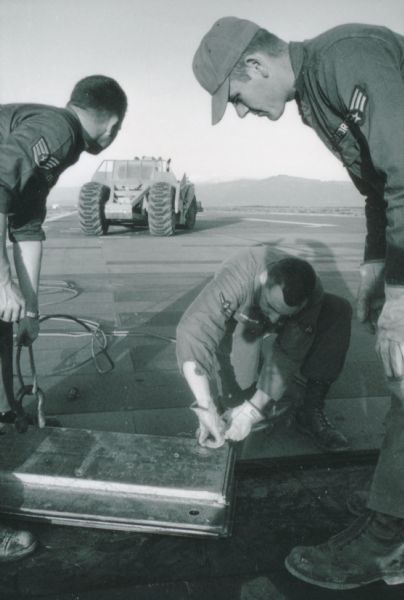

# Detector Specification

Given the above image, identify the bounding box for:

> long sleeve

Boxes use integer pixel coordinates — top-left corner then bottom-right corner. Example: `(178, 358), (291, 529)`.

(318, 34), (404, 283)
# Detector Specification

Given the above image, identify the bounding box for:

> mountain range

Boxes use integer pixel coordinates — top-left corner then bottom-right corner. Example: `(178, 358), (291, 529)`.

(47, 175), (364, 211)
(195, 175), (363, 209)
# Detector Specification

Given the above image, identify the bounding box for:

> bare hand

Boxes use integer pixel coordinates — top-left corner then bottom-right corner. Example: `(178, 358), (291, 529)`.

(376, 336), (404, 379)
(376, 286), (404, 379)
(0, 282), (25, 322)
(191, 404), (226, 448)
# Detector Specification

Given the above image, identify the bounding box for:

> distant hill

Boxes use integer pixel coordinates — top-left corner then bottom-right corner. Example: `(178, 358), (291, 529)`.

(195, 175), (363, 210)
(47, 175), (364, 211)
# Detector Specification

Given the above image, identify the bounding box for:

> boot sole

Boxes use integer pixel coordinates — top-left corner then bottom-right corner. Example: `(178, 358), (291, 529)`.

(285, 556), (404, 589)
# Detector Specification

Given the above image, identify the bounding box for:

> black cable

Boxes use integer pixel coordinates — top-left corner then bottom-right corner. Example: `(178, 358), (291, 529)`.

(38, 314), (114, 374)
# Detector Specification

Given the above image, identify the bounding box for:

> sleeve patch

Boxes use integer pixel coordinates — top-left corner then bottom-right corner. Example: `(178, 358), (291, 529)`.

(32, 137), (60, 170)
(347, 86), (368, 125)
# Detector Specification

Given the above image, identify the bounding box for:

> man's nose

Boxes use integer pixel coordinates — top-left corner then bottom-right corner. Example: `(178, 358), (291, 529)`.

(234, 103), (249, 119)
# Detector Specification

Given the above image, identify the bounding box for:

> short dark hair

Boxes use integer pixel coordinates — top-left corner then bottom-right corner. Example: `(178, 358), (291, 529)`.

(69, 75), (127, 119)
(267, 257), (316, 307)
(232, 29), (288, 82)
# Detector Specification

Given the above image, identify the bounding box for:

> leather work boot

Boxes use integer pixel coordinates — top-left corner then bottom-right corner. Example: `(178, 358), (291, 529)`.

(252, 396), (295, 432)
(0, 525), (37, 562)
(285, 511), (404, 589)
(295, 379), (349, 452)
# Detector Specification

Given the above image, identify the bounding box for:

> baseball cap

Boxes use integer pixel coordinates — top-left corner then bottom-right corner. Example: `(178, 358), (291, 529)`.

(192, 17), (260, 125)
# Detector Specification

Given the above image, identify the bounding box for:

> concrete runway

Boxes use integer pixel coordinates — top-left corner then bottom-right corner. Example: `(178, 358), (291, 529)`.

(18, 207), (387, 458)
(1, 207), (400, 600)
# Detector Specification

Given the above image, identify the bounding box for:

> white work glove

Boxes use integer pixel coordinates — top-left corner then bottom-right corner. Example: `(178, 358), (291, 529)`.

(357, 261), (385, 330)
(190, 402), (226, 449)
(376, 285), (404, 388)
(224, 400), (264, 442)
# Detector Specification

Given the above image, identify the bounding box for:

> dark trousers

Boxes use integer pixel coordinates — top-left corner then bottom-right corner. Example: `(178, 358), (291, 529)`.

(0, 320), (14, 408)
(368, 394), (404, 518)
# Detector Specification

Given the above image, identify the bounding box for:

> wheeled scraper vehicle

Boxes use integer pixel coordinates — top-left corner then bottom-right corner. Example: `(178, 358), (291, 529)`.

(78, 156), (201, 236)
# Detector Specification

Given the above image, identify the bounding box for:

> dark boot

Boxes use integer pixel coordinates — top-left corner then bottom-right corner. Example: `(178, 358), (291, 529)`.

(285, 511), (404, 589)
(295, 379), (349, 452)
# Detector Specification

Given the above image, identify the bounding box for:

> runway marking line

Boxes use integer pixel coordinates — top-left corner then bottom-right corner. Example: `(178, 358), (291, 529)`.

(243, 217), (336, 228)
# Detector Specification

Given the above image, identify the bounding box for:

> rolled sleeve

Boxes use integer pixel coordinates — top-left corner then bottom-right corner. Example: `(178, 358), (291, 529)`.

(7, 180), (47, 243)
(8, 217), (46, 243)
(0, 106), (82, 244)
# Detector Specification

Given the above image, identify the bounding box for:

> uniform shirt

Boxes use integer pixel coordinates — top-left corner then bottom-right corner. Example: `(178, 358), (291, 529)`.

(176, 246), (324, 377)
(0, 103), (85, 242)
(289, 24), (404, 284)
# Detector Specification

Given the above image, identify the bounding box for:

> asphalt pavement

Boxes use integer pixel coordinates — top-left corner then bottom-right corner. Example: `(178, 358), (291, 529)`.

(0, 207), (399, 599)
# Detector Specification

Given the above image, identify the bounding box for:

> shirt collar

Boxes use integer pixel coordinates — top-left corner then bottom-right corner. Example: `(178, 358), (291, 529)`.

(289, 41), (306, 97)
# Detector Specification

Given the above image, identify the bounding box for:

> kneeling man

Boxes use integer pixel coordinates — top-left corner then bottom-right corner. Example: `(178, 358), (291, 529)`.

(176, 246), (352, 450)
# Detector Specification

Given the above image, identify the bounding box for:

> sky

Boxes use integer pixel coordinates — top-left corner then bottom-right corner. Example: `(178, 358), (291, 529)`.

(0, 0), (403, 186)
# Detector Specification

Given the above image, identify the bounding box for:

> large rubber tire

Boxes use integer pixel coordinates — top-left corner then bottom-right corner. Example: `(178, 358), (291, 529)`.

(78, 182), (109, 236)
(148, 182), (176, 236)
(184, 197), (197, 230)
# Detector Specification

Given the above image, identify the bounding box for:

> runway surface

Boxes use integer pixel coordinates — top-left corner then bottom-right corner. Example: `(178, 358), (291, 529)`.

(0, 207), (399, 599)
(20, 207), (387, 457)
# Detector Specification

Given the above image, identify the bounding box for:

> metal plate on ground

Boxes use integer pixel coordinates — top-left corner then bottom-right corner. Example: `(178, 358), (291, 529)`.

(0, 427), (236, 537)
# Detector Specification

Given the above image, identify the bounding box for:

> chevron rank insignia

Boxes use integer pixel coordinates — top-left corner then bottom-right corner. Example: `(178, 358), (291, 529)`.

(347, 86), (368, 125)
(32, 137), (60, 170)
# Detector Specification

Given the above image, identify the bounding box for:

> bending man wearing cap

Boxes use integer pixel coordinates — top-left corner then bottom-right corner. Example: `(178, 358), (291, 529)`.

(177, 246), (351, 451)
(192, 17), (404, 591)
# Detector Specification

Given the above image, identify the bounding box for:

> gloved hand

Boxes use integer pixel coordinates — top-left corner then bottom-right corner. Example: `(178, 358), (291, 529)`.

(224, 400), (264, 442)
(16, 314), (39, 347)
(376, 285), (404, 381)
(190, 402), (226, 448)
(357, 261), (385, 328)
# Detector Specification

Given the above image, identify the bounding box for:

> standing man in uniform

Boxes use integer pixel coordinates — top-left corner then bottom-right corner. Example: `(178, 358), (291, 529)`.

(177, 246), (351, 451)
(192, 17), (404, 590)
(0, 74), (127, 561)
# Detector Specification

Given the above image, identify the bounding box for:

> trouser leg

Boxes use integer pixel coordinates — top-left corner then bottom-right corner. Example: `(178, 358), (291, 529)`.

(0, 320), (14, 412)
(258, 293), (352, 399)
(299, 293), (352, 384)
(368, 393), (404, 518)
(295, 294), (352, 451)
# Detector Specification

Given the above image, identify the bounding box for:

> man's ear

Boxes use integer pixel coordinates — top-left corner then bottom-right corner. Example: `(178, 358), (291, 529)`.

(259, 270), (268, 285)
(244, 52), (269, 78)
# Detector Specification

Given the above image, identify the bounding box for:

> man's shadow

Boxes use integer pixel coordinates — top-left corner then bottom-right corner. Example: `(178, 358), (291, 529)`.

(261, 237), (386, 402)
